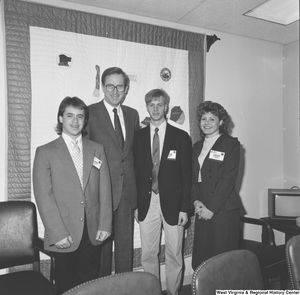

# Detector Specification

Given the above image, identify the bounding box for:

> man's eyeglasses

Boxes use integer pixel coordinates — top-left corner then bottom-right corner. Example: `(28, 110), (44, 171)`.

(105, 84), (126, 92)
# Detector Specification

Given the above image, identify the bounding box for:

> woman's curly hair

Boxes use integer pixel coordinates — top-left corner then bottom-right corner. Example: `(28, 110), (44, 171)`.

(196, 101), (231, 138)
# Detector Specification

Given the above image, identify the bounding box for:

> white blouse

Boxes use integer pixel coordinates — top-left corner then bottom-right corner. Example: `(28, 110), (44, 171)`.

(198, 134), (220, 182)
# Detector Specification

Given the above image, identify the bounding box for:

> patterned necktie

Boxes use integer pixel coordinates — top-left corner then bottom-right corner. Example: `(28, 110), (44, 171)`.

(113, 108), (124, 150)
(71, 140), (83, 189)
(152, 127), (160, 194)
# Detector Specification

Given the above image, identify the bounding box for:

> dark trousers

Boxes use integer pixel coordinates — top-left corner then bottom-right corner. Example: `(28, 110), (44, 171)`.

(54, 220), (101, 295)
(99, 191), (134, 277)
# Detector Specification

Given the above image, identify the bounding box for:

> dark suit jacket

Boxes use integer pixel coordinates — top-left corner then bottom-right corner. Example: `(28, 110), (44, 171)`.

(87, 100), (140, 211)
(191, 133), (242, 214)
(134, 123), (192, 225)
(33, 136), (112, 252)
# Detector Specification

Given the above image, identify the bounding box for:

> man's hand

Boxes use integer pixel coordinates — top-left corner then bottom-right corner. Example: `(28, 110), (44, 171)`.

(96, 230), (111, 242)
(55, 236), (73, 249)
(178, 212), (188, 226)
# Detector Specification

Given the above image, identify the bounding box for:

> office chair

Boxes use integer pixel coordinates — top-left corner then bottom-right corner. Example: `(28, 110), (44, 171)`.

(286, 234), (300, 289)
(191, 249), (263, 295)
(62, 271), (162, 295)
(0, 201), (56, 295)
(240, 216), (287, 289)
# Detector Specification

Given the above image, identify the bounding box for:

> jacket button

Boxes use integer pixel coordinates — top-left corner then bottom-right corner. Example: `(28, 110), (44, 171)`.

(80, 218), (83, 221)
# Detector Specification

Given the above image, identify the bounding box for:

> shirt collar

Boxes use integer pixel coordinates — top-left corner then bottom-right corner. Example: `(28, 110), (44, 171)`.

(103, 99), (121, 114)
(62, 132), (82, 146)
(150, 119), (166, 133)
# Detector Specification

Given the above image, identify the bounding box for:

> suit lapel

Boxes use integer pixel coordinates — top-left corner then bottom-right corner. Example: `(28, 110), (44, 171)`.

(55, 137), (82, 188)
(159, 123), (174, 171)
(122, 105), (134, 155)
(144, 125), (152, 160)
(201, 134), (226, 170)
(55, 137), (94, 192)
(97, 101), (120, 147)
(82, 138), (95, 191)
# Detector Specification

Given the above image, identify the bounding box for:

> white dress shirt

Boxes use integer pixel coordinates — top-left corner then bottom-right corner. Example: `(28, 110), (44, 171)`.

(62, 132), (83, 156)
(103, 99), (126, 140)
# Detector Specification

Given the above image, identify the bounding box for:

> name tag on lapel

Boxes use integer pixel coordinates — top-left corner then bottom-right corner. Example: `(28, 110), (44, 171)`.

(93, 157), (102, 169)
(209, 150), (225, 161)
(167, 150), (177, 161)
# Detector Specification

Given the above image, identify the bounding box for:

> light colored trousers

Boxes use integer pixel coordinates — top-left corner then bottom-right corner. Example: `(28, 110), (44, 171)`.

(139, 192), (184, 295)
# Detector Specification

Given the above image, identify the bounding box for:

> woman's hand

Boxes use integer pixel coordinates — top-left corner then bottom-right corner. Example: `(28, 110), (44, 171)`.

(200, 207), (214, 220)
(193, 200), (204, 217)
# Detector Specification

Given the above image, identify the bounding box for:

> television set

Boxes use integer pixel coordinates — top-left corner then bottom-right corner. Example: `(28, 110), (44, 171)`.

(268, 188), (300, 220)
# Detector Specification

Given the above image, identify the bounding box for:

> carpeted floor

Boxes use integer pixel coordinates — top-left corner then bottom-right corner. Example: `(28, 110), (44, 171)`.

(162, 284), (192, 295)
(179, 284), (192, 295)
(162, 278), (292, 294)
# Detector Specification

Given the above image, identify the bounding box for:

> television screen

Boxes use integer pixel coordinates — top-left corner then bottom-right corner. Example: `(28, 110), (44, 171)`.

(268, 188), (300, 220)
(275, 195), (300, 217)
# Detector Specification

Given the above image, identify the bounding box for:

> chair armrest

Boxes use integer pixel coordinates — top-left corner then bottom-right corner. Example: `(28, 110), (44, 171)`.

(240, 216), (275, 246)
(34, 237), (56, 286)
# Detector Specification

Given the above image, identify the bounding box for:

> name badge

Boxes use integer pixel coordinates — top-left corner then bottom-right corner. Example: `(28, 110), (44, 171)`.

(167, 150), (177, 161)
(93, 157), (102, 169)
(209, 150), (225, 161)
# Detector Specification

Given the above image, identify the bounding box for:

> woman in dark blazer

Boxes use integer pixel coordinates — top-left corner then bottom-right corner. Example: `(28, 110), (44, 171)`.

(191, 101), (242, 270)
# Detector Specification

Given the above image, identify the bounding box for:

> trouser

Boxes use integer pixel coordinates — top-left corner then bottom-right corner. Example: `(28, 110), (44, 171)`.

(99, 190), (134, 277)
(54, 218), (101, 295)
(140, 192), (184, 295)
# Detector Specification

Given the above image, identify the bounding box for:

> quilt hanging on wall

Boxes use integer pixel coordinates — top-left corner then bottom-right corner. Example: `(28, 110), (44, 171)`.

(4, 0), (205, 264)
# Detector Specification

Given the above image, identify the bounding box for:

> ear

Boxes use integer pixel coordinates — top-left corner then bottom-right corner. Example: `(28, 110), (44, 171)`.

(59, 116), (63, 123)
(125, 85), (129, 95)
(219, 120), (223, 126)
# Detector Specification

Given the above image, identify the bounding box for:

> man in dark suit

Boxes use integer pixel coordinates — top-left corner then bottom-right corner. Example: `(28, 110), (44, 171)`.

(134, 89), (192, 295)
(87, 67), (139, 276)
(33, 96), (112, 294)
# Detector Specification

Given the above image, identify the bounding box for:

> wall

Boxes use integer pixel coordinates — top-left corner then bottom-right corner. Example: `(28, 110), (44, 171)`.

(283, 40), (300, 189)
(0, 0), (6, 203)
(0, 0), (7, 275)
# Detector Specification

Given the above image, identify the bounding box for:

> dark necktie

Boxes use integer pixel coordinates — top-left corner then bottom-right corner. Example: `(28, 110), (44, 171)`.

(113, 108), (124, 150)
(152, 127), (160, 194)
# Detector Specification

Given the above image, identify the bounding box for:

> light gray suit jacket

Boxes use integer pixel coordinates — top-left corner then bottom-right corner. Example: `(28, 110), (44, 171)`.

(87, 100), (139, 211)
(33, 136), (112, 252)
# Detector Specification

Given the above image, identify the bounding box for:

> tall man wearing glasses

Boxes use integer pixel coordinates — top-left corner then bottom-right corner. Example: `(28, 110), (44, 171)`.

(87, 67), (139, 276)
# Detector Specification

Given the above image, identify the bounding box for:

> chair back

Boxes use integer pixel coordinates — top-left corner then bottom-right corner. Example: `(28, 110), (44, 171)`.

(191, 249), (264, 295)
(0, 201), (39, 269)
(63, 271), (162, 295)
(286, 234), (300, 289)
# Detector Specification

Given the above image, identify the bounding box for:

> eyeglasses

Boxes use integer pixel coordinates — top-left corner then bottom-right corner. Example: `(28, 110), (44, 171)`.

(105, 84), (126, 92)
